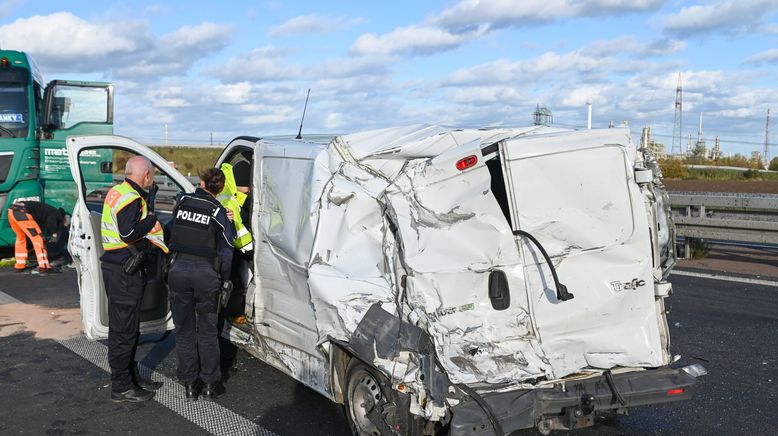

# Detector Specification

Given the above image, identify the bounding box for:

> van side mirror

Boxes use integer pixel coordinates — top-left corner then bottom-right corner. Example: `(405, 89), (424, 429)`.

(100, 161), (112, 174)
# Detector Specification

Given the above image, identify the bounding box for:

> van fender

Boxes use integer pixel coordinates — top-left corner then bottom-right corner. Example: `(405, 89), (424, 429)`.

(329, 303), (455, 423)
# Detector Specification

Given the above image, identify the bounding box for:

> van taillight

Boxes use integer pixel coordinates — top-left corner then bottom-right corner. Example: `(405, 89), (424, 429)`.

(667, 388), (685, 395)
(456, 155), (477, 171)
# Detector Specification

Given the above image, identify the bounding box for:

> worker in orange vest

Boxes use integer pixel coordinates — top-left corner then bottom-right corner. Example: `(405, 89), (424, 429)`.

(7, 200), (69, 274)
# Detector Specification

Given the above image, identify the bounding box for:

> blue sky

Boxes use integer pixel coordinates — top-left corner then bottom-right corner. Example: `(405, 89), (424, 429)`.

(1, 0), (777, 157)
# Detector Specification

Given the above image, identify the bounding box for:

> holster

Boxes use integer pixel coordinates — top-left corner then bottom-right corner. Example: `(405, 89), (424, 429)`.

(123, 244), (146, 275)
(218, 280), (233, 310)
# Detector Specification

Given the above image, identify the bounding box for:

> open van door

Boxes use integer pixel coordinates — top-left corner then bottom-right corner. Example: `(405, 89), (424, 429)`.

(66, 135), (195, 340)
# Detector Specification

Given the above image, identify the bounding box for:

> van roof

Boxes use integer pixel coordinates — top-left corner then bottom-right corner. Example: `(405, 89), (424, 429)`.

(253, 124), (628, 162)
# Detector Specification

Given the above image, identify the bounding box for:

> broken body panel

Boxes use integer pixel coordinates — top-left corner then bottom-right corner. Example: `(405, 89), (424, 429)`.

(68, 125), (699, 434)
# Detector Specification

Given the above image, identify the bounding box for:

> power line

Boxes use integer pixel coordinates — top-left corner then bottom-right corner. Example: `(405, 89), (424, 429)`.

(650, 132), (772, 147)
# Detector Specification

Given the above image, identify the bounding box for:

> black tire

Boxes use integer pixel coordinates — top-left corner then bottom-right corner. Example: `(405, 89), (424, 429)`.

(343, 358), (427, 436)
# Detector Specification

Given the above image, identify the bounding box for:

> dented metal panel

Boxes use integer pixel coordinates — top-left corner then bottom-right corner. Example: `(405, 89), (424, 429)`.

(245, 125), (679, 423)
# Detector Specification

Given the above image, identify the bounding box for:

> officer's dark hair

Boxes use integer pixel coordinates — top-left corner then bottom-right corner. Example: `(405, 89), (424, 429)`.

(200, 167), (226, 194)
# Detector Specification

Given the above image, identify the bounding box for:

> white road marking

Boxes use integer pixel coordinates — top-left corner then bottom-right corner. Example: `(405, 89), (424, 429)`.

(0, 290), (277, 436)
(671, 270), (778, 287)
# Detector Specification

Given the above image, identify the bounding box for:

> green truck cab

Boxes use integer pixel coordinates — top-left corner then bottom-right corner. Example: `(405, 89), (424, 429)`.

(0, 50), (114, 246)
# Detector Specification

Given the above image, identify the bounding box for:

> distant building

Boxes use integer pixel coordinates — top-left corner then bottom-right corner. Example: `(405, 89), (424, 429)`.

(708, 136), (722, 160)
(649, 140), (666, 159)
(640, 127), (666, 159)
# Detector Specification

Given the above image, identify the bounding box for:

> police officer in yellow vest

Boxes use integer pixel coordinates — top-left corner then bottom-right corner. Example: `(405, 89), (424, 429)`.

(217, 162), (253, 253)
(100, 156), (167, 402)
(216, 162), (253, 321)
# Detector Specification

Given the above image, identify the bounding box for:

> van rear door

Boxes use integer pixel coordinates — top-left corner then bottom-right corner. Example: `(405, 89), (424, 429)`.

(66, 135), (194, 340)
(496, 128), (671, 376)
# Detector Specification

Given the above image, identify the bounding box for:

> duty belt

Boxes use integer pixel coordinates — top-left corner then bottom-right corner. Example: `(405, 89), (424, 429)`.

(173, 252), (221, 274)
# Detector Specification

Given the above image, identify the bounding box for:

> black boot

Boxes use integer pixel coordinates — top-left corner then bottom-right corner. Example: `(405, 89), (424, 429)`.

(111, 387), (155, 403)
(132, 364), (163, 391)
(185, 380), (201, 402)
(201, 381), (225, 400)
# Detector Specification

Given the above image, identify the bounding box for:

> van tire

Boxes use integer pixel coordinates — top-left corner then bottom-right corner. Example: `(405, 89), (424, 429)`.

(343, 358), (426, 436)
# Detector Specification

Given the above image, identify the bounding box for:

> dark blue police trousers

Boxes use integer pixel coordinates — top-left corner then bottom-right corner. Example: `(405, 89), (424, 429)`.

(168, 256), (221, 385)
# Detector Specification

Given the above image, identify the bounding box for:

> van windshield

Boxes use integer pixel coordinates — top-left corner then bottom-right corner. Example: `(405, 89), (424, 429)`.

(0, 83), (30, 138)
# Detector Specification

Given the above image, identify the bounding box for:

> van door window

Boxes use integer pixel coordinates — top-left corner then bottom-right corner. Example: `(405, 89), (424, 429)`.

(80, 147), (186, 224)
(259, 156), (314, 265)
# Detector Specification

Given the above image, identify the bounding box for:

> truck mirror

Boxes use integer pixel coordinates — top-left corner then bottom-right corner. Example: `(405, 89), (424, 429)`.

(100, 161), (113, 174)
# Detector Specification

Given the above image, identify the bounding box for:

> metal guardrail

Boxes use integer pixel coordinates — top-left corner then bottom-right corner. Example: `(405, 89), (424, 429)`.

(670, 192), (778, 248)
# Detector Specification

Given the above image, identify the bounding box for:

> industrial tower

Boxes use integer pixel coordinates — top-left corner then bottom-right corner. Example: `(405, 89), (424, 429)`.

(671, 73), (683, 155)
(765, 108), (771, 165)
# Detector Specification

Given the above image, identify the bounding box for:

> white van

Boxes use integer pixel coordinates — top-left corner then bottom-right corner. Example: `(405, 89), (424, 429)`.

(67, 125), (705, 435)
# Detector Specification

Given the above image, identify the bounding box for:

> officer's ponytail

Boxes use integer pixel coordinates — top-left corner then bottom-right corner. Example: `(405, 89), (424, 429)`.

(200, 168), (226, 195)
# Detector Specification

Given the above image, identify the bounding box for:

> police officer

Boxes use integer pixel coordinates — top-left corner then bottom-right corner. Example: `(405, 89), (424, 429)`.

(100, 156), (166, 402)
(168, 167), (235, 401)
(216, 162), (253, 321)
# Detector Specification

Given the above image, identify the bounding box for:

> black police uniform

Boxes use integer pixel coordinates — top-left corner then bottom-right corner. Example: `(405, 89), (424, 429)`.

(168, 188), (234, 389)
(99, 179), (163, 398)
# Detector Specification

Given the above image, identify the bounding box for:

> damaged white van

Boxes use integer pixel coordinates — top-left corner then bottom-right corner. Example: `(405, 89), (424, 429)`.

(67, 125), (705, 435)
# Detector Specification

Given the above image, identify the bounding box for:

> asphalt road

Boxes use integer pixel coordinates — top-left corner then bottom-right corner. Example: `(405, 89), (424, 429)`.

(0, 268), (775, 435)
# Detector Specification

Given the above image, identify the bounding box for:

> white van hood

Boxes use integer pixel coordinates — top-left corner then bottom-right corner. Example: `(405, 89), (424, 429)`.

(257, 125), (672, 417)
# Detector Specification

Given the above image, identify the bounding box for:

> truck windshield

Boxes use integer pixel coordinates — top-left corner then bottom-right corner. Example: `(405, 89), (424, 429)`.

(0, 83), (30, 139)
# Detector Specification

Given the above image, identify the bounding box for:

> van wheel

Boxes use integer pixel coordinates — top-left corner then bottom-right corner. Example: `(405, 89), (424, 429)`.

(344, 359), (427, 436)
(345, 359), (385, 436)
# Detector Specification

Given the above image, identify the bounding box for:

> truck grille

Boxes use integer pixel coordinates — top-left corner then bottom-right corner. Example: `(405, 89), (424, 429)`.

(0, 152), (12, 183)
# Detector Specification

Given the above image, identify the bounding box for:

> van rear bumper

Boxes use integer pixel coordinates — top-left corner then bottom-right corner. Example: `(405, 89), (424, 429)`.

(449, 365), (705, 435)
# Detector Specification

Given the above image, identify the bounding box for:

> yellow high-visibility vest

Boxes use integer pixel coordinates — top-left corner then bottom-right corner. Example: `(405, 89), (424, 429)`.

(101, 181), (169, 253)
(217, 163), (253, 252)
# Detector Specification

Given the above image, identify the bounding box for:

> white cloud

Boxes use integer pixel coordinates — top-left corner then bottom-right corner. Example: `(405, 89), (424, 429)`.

(661, 0), (778, 37)
(162, 22), (231, 53)
(581, 36), (685, 57)
(324, 112), (346, 129)
(0, 13), (231, 80)
(349, 1), (665, 57)
(762, 23), (778, 34)
(210, 82), (254, 104)
(434, 0), (664, 31)
(350, 25), (485, 56)
(310, 55), (395, 78)
(240, 105), (298, 125)
(205, 47), (301, 83)
(745, 48), (778, 64)
(445, 51), (615, 86)
(268, 14), (364, 37)
(0, 12), (150, 65)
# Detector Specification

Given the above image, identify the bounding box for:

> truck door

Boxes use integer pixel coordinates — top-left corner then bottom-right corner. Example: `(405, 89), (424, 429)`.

(40, 80), (113, 212)
(66, 135), (194, 340)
